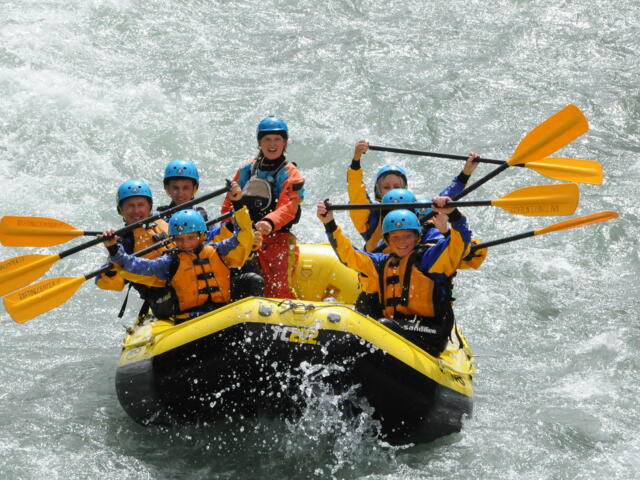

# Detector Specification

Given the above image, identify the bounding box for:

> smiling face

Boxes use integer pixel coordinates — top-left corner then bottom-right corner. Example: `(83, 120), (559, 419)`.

(259, 134), (287, 160)
(377, 174), (406, 198)
(174, 232), (202, 252)
(120, 196), (152, 225)
(165, 178), (196, 206)
(386, 229), (419, 258)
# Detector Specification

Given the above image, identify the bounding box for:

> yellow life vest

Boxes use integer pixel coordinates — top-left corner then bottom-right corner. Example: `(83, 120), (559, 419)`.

(170, 244), (231, 313)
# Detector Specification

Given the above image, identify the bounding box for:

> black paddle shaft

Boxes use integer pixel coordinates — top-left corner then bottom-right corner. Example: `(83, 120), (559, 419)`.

(84, 210), (233, 280)
(368, 145), (506, 165)
(58, 182), (230, 260)
(82, 210), (235, 281)
(327, 200), (492, 211)
(368, 145), (533, 170)
(469, 230), (535, 254)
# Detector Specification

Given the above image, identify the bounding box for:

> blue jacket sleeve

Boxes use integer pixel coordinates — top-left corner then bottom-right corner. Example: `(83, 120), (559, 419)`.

(110, 244), (173, 281)
(417, 213), (472, 274)
(210, 234), (240, 257)
(439, 174), (468, 198)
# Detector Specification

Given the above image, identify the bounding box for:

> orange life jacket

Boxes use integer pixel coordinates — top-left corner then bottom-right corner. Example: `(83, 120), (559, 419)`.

(96, 220), (170, 292)
(169, 244), (231, 313)
(129, 220), (170, 258)
(377, 248), (454, 321)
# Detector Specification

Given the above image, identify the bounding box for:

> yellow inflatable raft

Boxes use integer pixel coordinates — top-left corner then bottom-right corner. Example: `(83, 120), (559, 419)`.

(116, 244), (475, 443)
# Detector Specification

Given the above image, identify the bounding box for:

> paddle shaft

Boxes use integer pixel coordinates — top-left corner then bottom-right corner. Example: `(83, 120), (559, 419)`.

(328, 201), (490, 211)
(55, 183), (229, 261)
(470, 231), (534, 253)
(411, 162), (509, 222)
(368, 144), (509, 199)
(82, 210), (235, 281)
(368, 145), (519, 167)
(468, 210), (619, 254)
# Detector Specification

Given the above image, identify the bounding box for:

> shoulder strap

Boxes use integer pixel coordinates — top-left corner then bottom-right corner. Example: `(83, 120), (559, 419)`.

(167, 250), (182, 283)
(376, 256), (388, 308)
(398, 250), (421, 306)
(117, 284), (133, 318)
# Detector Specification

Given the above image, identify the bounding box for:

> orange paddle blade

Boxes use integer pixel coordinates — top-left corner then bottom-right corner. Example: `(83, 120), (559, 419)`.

(0, 254), (60, 296)
(0, 216), (86, 247)
(536, 211), (619, 235)
(491, 183), (580, 217)
(3, 276), (86, 323)
(525, 157), (603, 185)
(508, 105), (589, 166)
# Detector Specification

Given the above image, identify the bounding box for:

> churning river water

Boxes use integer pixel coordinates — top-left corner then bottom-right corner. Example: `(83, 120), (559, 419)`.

(1, 0), (639, 478)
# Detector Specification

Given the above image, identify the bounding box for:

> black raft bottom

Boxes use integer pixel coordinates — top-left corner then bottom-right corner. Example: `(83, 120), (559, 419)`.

(115, 321), (472, 443)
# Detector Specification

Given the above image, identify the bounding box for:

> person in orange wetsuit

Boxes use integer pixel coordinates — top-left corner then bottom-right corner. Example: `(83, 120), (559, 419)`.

(221, 116), (304, 299)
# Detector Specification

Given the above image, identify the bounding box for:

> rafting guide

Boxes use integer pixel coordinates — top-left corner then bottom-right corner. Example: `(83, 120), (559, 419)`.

(221, 116), (305, 300)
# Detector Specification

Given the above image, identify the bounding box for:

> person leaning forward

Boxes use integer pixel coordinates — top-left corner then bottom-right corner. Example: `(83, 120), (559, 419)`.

(101, 206), (254, 323)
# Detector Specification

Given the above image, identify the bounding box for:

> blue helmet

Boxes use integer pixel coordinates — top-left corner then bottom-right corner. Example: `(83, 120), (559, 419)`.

(382, 209), (421, 235)
(257, 116), (288, 140)
(169, 209), (207, 236)
(163, 159), (200, 187)
(381, 188), (416, 205)
(116, 180), (153, 214)
(374, 164), (408, 200)
(415, 197), (432, 216)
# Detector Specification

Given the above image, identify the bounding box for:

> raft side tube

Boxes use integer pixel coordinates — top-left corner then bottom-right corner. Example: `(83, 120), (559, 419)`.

(119, 298), (474, 397)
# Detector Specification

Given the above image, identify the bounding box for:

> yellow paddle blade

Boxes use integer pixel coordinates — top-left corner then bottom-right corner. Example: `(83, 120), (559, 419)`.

(535, 211), (619, 235)
(491, 183), (580, 217)
(508, 105), (589, 166)
(0, 254), (60, 296)
(3, 276), (86, 323)
(525, 157), (603, 185)
(0, 216), (85, 247)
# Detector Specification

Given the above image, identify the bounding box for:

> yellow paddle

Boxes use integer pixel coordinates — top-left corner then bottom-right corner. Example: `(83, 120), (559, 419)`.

(409, 104), (589, 224)
(3, 211), (234, 323)
(0, 183), (229, 296)
(0, 216), (102, 247)
(367, 147), (602, 185)
(456, 104), (588, 196)
(328, 183), (580, 217)
(466, 211), (619, 256)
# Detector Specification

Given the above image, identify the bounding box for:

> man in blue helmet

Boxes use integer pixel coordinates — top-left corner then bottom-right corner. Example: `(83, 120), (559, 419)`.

(347, 140), (480, 252)
(221, 116), (305, 299)
(101, 206), (254, 322)
(96, 180), (174, 319)
(159, 159), (218, 222)
(317, 196), (472, 356)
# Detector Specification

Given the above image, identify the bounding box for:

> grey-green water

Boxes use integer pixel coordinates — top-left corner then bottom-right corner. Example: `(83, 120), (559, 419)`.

(1, 1), (639, 478)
